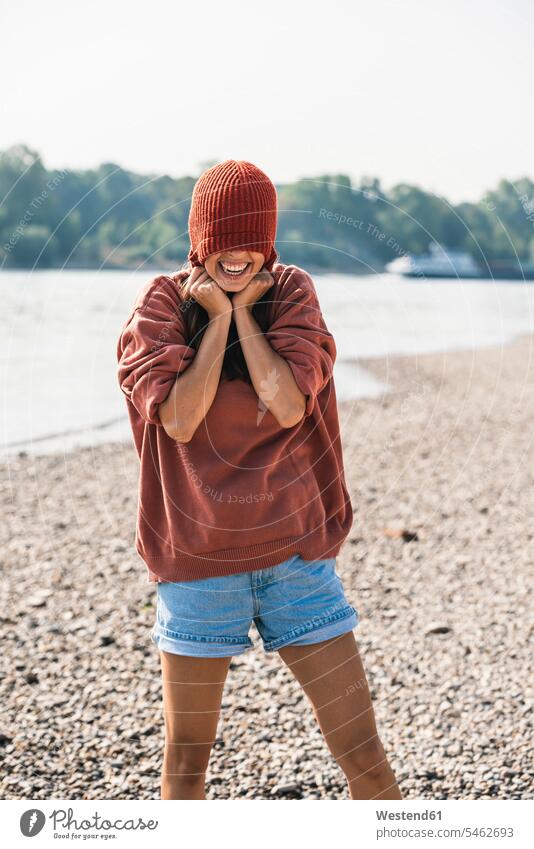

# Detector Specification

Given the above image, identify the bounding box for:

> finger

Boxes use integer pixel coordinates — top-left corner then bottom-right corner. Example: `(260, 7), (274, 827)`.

(192, 270), (211, 288)
(183, 266), (205, 297)
(254, 272), (274, 287)
(189, 265), (208, 281)
(254, 279), (273, 294)
(187, 271), (212, 297)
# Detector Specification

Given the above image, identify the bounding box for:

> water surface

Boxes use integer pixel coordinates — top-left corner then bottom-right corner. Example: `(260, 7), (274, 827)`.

(1, 269), (533, 456)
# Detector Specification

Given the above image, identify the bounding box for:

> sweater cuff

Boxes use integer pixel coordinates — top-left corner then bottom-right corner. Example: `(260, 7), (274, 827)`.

(284, 359), (319, 416)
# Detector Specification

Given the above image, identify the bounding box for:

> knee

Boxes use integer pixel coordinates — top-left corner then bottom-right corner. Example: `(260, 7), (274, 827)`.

(339, 737), (390, 782)
(164, 740), (212, 783)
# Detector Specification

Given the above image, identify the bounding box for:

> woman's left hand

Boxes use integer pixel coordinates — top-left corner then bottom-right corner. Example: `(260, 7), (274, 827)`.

(231, 271), (274, 313)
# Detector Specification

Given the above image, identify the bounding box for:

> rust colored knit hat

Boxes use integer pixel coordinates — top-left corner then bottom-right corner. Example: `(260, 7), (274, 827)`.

(188, 160), (278, 270)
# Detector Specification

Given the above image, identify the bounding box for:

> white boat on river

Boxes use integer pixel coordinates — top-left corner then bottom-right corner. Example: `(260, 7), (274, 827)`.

(386, 244), (482, 278)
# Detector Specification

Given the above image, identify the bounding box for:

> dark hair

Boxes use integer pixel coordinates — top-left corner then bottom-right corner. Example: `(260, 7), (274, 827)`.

(177, 261), (273, 384)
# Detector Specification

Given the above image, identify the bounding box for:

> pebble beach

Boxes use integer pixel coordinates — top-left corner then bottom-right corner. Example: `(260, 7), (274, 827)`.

(1, 333), (533, 800)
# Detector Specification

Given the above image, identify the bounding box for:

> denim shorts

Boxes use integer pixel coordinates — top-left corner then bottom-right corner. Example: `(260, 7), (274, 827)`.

(150, 553), (359, 657)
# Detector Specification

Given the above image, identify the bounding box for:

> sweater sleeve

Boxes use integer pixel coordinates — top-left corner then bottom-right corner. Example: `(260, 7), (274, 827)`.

(264, 268), (336, 417)
(117, 277), (196, 425)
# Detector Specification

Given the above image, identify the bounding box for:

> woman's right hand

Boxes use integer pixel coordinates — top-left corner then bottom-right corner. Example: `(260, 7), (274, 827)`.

(183, 267), (232, 319)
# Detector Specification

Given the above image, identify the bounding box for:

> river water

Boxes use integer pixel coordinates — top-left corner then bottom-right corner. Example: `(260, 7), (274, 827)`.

(1, 269), (533, 457)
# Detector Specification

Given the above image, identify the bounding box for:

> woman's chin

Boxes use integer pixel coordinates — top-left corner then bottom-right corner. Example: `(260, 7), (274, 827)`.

(216, 277), (252, 293)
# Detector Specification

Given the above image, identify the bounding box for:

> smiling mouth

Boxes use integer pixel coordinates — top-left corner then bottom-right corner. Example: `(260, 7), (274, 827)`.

(218, 260), (251, 278)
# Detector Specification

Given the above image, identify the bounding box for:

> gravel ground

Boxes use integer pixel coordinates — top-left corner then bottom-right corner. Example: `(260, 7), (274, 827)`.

(1, 334), (533, 800)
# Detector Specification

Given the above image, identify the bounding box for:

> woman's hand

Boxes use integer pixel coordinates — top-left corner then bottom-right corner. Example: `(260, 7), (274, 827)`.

(231, 270), (274, 314)
(183, 267), (232, 319)
(231, 270), (306, 428)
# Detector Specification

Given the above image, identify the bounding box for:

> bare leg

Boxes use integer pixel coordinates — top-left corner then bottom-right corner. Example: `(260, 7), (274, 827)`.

(159, 650), (232, 800)
(278, 632), (402, 799)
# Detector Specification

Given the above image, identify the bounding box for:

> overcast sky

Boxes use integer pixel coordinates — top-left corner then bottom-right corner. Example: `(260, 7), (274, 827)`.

(1, 0), (531, 202)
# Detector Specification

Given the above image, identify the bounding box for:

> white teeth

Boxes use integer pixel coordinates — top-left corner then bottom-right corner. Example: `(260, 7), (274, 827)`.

(221, 262), (248, 274)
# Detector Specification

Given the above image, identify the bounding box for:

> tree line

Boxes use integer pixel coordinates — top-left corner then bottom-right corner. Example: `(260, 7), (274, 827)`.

(1, 145), (533, 272)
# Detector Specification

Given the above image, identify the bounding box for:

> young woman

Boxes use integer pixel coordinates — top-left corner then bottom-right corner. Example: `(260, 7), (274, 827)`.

(117, 160), (401, 801)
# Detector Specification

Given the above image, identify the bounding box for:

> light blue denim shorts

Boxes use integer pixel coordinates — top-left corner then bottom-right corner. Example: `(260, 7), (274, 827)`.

(150, 553), (359, 657)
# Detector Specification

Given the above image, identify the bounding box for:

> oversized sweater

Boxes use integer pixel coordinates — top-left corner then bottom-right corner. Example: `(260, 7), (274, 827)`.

(116, 263), (354, 582)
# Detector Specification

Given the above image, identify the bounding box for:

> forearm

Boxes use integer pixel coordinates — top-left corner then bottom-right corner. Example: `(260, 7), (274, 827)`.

(158, 313), (231, 441)
(233, 307), (305, 428)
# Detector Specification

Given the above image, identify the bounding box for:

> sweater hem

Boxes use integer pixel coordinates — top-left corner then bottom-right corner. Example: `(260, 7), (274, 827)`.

(138, 529), (347, 583)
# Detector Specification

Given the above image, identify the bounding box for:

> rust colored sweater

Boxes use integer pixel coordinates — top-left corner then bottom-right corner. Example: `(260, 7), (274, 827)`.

(117, 263), (353, 582)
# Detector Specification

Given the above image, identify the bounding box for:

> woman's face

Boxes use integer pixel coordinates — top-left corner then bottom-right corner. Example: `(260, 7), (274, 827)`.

(204, 249), (265, 293)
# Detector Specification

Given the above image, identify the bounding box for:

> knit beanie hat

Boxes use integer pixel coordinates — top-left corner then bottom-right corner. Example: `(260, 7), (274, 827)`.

(188, 160), (278, 270)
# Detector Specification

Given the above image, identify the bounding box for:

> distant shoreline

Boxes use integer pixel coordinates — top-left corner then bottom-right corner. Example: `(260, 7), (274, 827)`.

(2, 147), (533, 282)
(0, 261), (379, 275)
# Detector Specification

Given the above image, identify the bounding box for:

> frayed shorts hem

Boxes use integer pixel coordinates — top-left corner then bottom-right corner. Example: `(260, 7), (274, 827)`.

(263, 606), (359, 652)
(150, 607), (359, 658)
(151, 625), (253, 658)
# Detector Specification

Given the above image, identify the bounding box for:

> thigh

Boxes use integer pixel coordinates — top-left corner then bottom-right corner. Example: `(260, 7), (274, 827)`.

(277, 631), (380, 762)
(160, 650), (232, 752)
